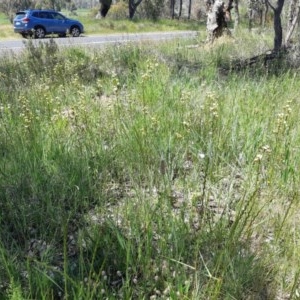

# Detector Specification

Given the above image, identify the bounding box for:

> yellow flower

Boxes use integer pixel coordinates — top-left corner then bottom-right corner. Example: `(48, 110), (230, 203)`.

(175, 132), (183, 139)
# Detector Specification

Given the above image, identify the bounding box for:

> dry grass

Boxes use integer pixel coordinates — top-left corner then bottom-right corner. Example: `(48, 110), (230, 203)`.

(0, 24), (20, 39)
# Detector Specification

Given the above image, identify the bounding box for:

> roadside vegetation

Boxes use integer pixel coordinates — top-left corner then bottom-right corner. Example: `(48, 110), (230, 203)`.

(0, 12), (15, 39)
(0, 9), (203, 40)
(1, 21), (300, 298)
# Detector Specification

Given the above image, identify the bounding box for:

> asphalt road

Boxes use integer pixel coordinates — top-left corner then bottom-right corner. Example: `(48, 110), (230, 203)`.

(0, 31), (198, 54)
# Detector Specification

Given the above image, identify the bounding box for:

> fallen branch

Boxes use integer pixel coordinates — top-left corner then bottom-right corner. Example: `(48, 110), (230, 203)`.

(222, 47), (289, 72)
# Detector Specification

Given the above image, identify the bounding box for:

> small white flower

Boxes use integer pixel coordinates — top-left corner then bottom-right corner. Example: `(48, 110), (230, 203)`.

(198, 153), (205, 159)
(116, 270), (122, 277)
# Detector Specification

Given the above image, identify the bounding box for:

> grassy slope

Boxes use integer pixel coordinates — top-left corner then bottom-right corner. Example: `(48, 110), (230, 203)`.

(0, 14), (299, 299)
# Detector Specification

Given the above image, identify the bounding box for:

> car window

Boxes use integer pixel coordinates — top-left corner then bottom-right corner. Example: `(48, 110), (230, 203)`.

(44, 12), (54, 19)
(32, 12), (39, 17)
(51, 12), (65, 20)
(15, 12), (26, 19)
(39, 12), (49, 19)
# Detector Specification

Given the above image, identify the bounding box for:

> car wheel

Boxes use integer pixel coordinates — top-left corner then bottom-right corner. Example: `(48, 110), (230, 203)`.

(70, 26), (81, 37)
(34, 27), (46, 39)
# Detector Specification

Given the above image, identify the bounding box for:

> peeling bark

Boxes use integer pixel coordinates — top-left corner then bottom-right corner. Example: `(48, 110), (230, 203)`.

(206, 0), (232, 41)
(285, 0), (300, 46)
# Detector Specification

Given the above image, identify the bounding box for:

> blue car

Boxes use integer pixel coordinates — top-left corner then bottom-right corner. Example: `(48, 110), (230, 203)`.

(13, 9), (84, 38)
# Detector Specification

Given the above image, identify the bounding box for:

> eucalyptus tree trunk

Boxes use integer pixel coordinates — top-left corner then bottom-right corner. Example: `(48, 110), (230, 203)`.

(285, 0), (300, 45)
(170, 0), (175, 18)
(188, 0), (192, 19)
(178, 0), (183, 18)
(99, 0), (112, 17)
(129, 0), (143, 19)
(268, 0), (285, 50)
(287, 0), (296, 29)
(206, 0), (232, 41)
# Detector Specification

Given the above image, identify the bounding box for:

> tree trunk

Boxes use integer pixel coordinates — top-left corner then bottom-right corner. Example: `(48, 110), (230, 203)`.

(99, 0), (112, 18)
(188, 0), (192, 19)
(170, 0), (175, 19)
(207, 0), (231, 41)
(248, 0), (254, 31)
(178, 0), (183, 18)
(285, 0), (300, 45)
(273, 10), (282, 50)
(226, 0), (238, 27)
(271, 0), (285, 51)
(287, 0), (296, 29)
(233, 0), (239, 30)
(129, 0), (143, 19)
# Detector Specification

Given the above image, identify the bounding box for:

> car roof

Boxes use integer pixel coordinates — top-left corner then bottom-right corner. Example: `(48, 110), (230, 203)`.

(32, 9), (57, 11)
(16, 9), (58, 13)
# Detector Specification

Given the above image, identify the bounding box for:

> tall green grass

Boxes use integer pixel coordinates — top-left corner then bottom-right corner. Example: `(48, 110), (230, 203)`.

(0, 33), (300, 299)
